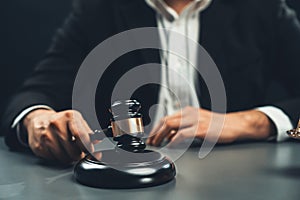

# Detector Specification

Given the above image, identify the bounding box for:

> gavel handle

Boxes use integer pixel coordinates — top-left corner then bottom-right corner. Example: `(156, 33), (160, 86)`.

(89, 127), (113, 141)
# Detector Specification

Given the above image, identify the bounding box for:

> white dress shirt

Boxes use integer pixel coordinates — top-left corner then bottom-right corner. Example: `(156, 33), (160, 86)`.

(145, 0), (293, 141)
(12, 0), (293, 146)
(146, 0), (209, 126)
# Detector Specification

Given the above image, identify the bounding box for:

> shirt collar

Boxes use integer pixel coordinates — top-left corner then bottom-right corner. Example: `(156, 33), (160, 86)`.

(145, 0), (212, 21)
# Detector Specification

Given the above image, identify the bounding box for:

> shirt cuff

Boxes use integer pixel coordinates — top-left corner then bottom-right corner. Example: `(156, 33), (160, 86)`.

(256, 106), (293, 142)
(11, 105), (53, 147)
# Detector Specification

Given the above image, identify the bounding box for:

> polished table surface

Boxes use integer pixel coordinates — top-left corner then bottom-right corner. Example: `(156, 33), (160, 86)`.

(1, 138), (300, 200)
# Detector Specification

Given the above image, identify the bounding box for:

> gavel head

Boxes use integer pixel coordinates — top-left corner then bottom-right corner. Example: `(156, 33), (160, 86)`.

(109, 100), (146, 152)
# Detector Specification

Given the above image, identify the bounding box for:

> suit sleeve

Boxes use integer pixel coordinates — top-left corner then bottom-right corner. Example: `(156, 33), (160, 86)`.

(270, 0), (300, 127)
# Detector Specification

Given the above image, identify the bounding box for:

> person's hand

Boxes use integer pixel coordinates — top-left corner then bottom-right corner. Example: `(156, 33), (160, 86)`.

(23, 109), (95, 164)
(146, 107), (276, 147)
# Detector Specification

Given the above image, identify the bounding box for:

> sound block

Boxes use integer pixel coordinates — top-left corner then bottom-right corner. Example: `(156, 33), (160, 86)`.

(74, 149), (176, 189)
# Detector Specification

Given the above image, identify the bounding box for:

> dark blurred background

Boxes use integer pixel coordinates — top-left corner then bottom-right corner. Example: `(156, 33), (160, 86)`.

(0, 0), (299, 120)
(0, 0), (72, 118)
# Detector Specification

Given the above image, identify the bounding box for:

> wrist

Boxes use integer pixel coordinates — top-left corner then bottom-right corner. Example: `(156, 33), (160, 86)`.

(241, 110), (276, 140)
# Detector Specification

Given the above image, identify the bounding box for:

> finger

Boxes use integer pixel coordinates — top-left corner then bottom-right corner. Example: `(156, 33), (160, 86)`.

(150, 118), (182, 146)
(28, 128), (56, 161)
(64, 142), (82, 161)
(150, 113), (195, 147)
(167, 127), (195, 148)
(68, 117), (94, 154)
(147, 113), (184, 144)
(48, 117), (83, 162)
(147, 119), (168, 145)
(92, 152), (103, 161)
(153, 110), (193, 134)
(147, 122), (163, 144)
(42, 131), (73, 164)
(149, 118), (165, 137)
(46, 147), (72, 164)
(55, 131), (83, 162)
(166, 129), (177, 141)
(80, 118), (96, 144)
(147, 117), (180, 145)
(30, 140), (56, 161)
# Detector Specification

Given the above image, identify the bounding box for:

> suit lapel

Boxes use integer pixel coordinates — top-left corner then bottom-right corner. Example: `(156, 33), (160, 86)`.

(196, 0), (238, 109)
(200, 0), (237, 59)
(115, 0), (161, 65)
(113, 0), (161, 118)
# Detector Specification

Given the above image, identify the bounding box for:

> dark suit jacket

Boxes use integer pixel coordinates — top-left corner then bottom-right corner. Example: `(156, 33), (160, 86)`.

(0, 0), (71, 127)
(287, 0), (300, 20)
(2, 0), (300, 150)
